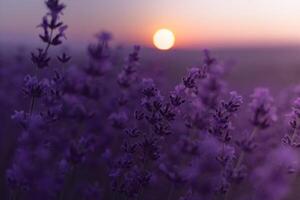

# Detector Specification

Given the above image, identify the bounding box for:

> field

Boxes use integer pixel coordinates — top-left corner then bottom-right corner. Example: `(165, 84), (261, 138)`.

(2, 0), (300, 200)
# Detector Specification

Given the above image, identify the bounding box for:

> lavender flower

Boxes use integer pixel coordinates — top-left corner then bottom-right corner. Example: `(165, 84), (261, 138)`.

(22, 75), (48, 99)
(3, 0), (300, 199)
(32, 0), (67, 69)
(57, 52), (71, 63)
(249, 88), (277, 129)
(209, 91), (243, 142)
(283, 97), (300, 147)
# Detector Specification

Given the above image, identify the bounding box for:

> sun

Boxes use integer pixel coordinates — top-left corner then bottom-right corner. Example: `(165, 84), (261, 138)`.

(153, 29), (175, 50)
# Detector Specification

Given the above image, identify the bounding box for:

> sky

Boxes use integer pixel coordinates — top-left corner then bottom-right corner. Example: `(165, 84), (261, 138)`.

(1, 0), (300, 48)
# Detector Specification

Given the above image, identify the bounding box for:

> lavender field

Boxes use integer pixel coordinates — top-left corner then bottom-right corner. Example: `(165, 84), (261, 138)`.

(2, 0), (300, 200)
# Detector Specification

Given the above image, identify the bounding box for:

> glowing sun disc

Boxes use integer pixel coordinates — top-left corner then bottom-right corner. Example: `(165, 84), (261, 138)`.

(153, 29), (175, 50)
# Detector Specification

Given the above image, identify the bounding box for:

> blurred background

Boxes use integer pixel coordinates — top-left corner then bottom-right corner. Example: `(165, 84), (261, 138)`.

(1, 0), (300, 94)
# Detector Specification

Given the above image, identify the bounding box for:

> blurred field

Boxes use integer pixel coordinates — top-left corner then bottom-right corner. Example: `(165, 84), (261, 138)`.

(2, 43), (300, 199)
(2, 44), (300, 93)
(140, 46), (300, 94)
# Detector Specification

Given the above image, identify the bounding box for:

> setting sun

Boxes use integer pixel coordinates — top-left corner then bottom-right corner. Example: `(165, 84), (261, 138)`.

(153, 29), (175, 50)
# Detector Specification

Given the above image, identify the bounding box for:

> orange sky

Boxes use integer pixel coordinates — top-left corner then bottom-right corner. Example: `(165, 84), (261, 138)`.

(1, 0), (300, 48)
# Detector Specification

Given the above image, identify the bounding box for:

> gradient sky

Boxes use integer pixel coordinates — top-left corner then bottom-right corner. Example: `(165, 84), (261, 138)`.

(1, 0), (300, 48)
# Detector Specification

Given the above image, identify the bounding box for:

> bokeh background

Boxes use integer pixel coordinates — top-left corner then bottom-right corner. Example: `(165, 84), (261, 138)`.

(1, 0), (300, 94)
(2, 1), (300, 199)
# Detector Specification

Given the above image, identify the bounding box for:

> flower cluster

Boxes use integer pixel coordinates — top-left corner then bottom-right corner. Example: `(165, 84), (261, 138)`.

(32, 0), (68, 69)
(249, 88), (277, 129)
(2, 1), (300, 200)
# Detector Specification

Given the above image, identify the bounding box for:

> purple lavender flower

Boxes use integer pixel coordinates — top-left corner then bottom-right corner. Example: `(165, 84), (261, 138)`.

(282, 97), (300, 147)
(109, 111), (129, 129)
(117, 46), (140, 88)
(46, 0), (66, 15)
(96, 31), (113, 43)
(57, 52), (71, 63)
(5, 0), (300, 199)
(209, 91), (243, 142)
(22, 75), (48, 99)
(85, 33), (113, 77)
(252, 146), (299, 200)
(249, 88), (277, 129)
(31, 48), (51, 69)
(32, 0), (67, 69)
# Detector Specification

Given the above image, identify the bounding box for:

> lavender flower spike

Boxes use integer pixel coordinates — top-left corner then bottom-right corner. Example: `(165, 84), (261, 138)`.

(249, 88), (277, 129)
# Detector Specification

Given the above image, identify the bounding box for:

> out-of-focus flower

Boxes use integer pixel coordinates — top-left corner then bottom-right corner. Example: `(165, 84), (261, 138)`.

(11, 110), (28, 128)
(203, 49), (216, 66)
(46, 0), (66, 16)
(252, 146), (299, 200)
(82, 182), (102, 200)
(109, 111), (129, 129)
(249, 88), (277, 129)
(57, 52), (71, 63)
(96, 31), (113, 43)
(22, 75), (48, 98)
(209, 91), (243, 142)
(31, 48), (51, 69)
(183, 67), (207, 89)
(117, 46), (140, 88)
(282, 97), (300, 147)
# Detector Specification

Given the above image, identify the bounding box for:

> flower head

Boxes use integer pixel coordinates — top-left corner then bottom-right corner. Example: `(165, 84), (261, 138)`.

(249, 88), (277, 129)
(22, 75), (48, 98)
(46, 0), (66, 16)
